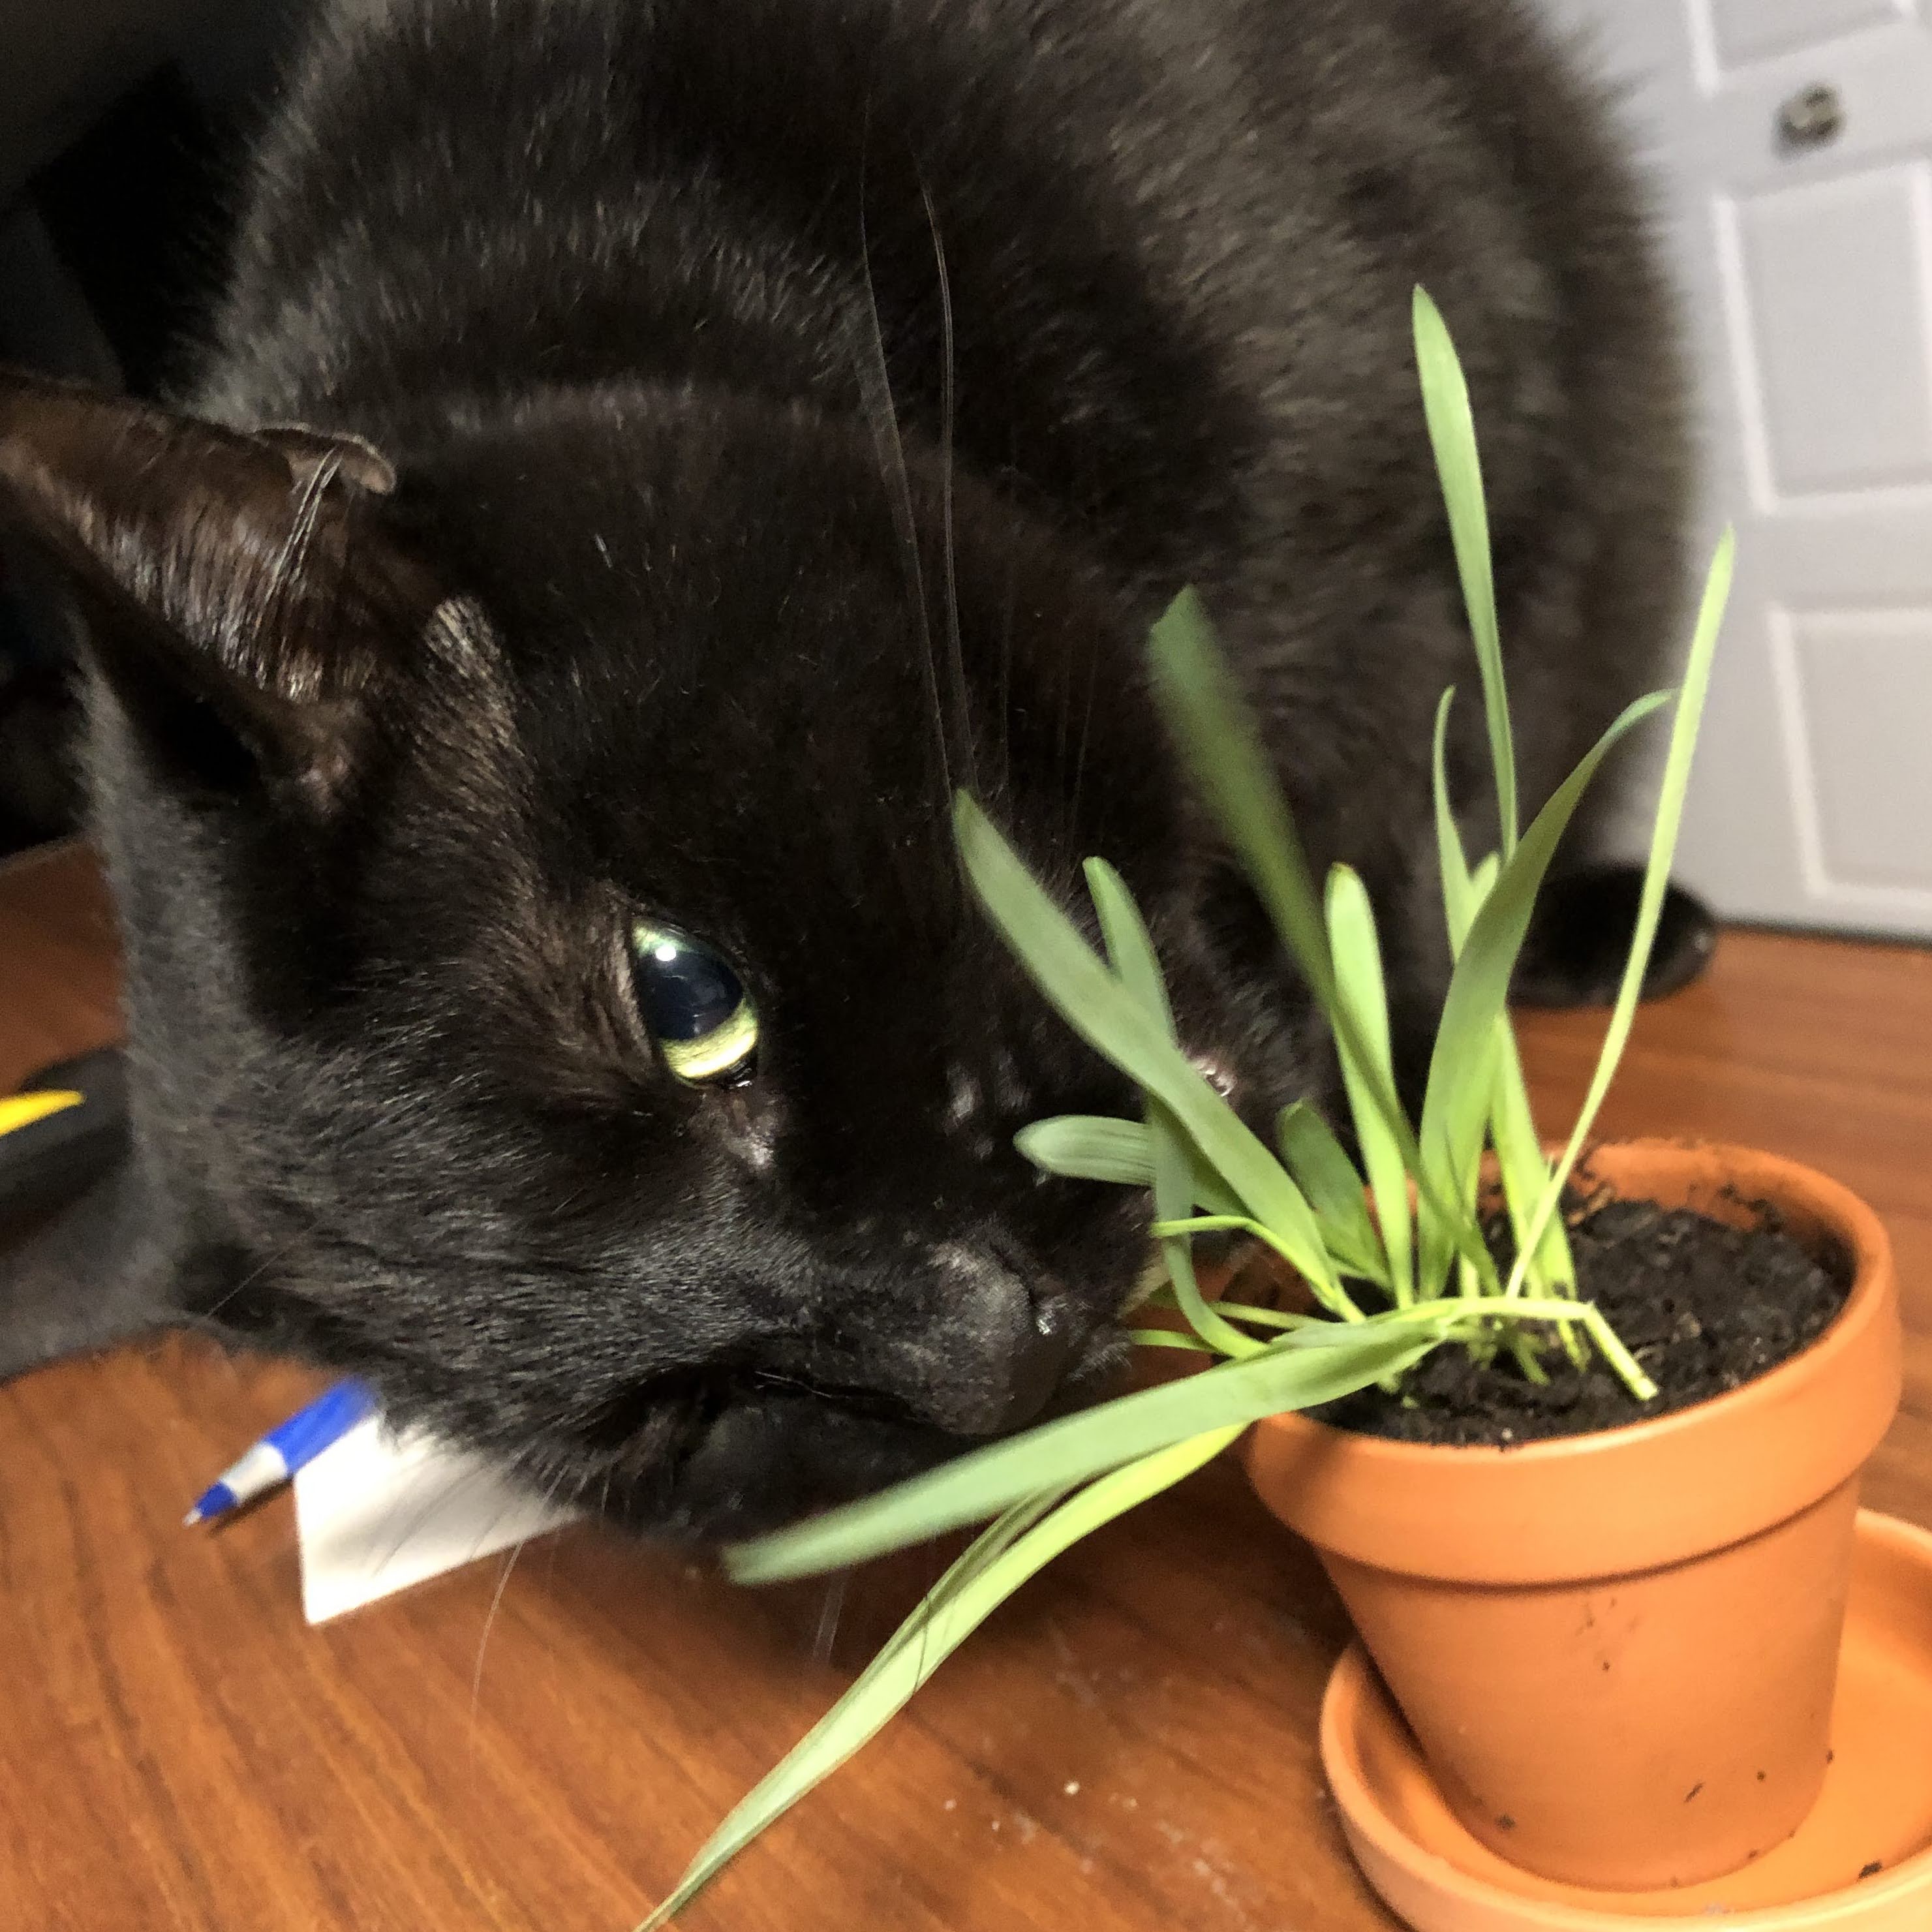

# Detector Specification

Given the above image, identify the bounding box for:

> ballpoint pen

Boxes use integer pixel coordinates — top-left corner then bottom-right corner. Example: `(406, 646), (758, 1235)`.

(184, 1379), (378, 1525)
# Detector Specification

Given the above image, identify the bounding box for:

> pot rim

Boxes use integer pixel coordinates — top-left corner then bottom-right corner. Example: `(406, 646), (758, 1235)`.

(1243, 1140), (1904, 1584)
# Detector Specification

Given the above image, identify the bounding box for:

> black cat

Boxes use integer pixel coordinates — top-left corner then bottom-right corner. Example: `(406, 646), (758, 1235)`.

(0, 0), (1698, 1537)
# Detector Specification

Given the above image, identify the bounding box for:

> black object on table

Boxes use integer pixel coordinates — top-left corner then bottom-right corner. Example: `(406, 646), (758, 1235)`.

(0, 1046), (129, 1222)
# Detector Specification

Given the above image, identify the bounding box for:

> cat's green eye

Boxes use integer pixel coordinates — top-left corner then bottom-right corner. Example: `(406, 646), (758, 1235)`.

(628, 922), (759, 1084)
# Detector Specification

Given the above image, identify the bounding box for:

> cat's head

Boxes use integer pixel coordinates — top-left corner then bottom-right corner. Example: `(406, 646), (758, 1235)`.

(0, 371), (1319, 1535)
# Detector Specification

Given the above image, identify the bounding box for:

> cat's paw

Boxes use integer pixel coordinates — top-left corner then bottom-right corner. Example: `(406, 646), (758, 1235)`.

(1510, 863), (1717, 1011)
(0, 1060), (175, 1385)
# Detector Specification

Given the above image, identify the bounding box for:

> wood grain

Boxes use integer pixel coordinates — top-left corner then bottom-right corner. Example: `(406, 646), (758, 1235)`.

(1, 852), (1926, 1932)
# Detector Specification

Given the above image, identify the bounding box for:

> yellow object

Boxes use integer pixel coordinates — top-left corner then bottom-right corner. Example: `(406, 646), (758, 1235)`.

(0, 1090), (84, 1138)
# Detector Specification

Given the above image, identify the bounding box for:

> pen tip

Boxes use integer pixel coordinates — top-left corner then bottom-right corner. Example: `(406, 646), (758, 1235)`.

(182, 1506), (203, 1526)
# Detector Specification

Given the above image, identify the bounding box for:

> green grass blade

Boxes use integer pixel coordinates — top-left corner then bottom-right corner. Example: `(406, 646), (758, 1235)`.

(1015, 1116), (1243, 1217)
(1150, 1214), (1365, 1311)
(1488, 1019), (1571, 1293)
(955, 795), (1339, 1300)
(726, 1315), (1449, 1584)
(1206, 1299), (1313, 1331)
(1133, 1287), (1313, 1336)
(1086, 858), (1265, 1358)
(1488, 1019), (1576, 1355)
(1432, 688), (1479, 951)
(1420, 1058), (1501, 1299)
(1086, 858), (1168, 1023)
(1013, 1116), (1154, 1189)
(1146, 592), (1514, 1299)
(1322, 867), (1414, 1302)
(641, 1486), (1074, 1928)
(1414, 690), (1670, 1295)
(1428, 667), (1505, 1293)
(1146, 596), (1495, 1285)
(1276, 1101), (1388, 1285)
(1182, 1152), (1246, 1220)
(1415, 286), (1515, 857)
(1146, 590), (1336, 1007)
(1509, 530), (1736, 1295)
(650, 1432), (1240, 1925)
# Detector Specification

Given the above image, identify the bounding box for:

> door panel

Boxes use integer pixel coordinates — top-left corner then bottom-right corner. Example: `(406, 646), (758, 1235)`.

(1730, 167), (1932, 497)
(1786, 606), (1932, 891)
(1537, 0), (1932, 932)
(1706, 0), (1909, 72)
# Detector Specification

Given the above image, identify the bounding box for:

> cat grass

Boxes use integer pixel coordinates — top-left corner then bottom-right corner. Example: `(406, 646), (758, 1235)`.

(637, 288), (1734, 1927)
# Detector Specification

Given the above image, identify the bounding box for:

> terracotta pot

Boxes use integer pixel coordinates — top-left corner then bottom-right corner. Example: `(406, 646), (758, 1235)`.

(1244, 1142), (1903, 1894)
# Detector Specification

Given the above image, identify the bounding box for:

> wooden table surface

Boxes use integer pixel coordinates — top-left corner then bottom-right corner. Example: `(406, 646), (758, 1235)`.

(2, 839), (1927, 1932)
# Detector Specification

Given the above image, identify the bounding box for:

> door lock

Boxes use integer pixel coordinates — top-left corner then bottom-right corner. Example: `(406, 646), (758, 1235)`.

(1777, 82), (1845, 151)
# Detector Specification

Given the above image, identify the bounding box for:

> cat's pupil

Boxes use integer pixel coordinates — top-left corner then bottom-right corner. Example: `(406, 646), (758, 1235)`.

(628, 922), (758, 1083)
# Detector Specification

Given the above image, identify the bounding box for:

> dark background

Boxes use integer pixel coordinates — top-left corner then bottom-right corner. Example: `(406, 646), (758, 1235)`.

(0, 1), (311, 857)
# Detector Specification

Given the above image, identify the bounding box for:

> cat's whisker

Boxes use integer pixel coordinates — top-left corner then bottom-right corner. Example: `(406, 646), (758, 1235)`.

(386, 1460), (498, 1572)
(1067, 625), (1101, 852)
(1054, 606), (1080, 853)
(996, 501), (1022, 806)
(851, 113), (950, 818)
(920, 174), (978, 804)
(468, 1469), (570, 1738)
(189, 1188), (333, 1325)
(810, 1571), (848, 1664)
(263, 450), (339, 634)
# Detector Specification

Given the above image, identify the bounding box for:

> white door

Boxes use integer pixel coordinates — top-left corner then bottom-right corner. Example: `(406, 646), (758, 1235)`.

(1538, 0), (1932, 936)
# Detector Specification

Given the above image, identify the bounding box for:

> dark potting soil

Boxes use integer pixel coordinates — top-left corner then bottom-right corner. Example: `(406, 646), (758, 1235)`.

(1311, 1191), (1852, 1447)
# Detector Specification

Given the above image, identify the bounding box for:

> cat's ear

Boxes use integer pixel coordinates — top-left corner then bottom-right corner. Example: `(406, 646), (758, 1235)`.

(0, 367), (441, 810)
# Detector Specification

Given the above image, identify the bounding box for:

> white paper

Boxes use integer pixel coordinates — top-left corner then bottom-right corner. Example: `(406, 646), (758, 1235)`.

(293, 1415), (581, 1625)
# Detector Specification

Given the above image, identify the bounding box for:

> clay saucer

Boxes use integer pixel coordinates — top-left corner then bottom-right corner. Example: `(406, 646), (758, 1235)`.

(1320, 1509), (1932, 1930)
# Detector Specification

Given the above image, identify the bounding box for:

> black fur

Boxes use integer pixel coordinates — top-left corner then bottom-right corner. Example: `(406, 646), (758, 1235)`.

(0, 0), (1690, 1537)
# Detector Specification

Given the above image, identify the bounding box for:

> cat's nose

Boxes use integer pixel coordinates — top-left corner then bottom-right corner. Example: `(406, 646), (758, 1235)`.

(916, 1244), (1082, 1437)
